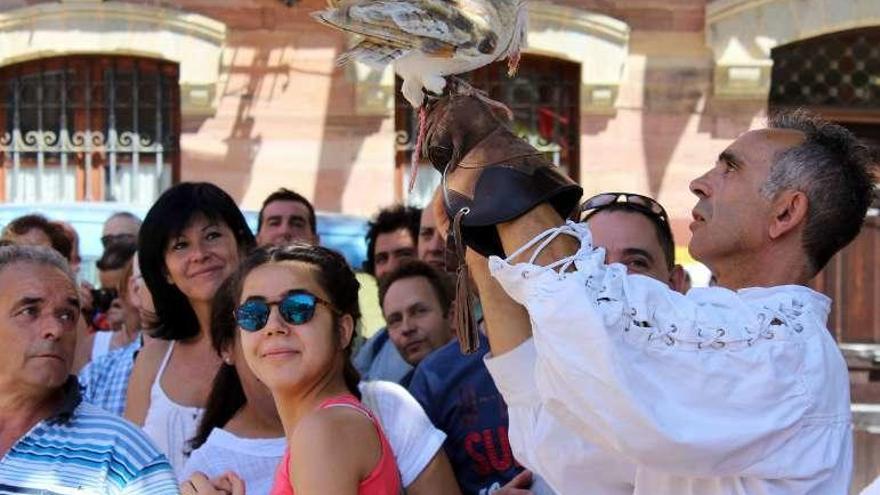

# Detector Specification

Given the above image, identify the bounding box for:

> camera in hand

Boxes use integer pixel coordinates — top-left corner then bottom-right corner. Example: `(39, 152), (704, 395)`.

(91, 288), (118, 314)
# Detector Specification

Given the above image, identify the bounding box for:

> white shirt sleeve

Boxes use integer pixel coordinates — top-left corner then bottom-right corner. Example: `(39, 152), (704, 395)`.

(488, 221), (819, 478)
(359, 380), (447, 487)
(486, 339), (636, 495)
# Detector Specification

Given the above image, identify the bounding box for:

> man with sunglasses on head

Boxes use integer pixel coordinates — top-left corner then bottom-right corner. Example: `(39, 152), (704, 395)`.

(581, 192), (688, 294)
(423, 99), (872, 495)
(101, 211), (141, 249)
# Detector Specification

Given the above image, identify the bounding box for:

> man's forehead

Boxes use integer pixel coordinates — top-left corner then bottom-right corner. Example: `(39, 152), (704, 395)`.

(376, 228), (415, 250)
(727, 128), (806, 160)
(0, 262), (77, 300)
(385, 276), (434, 308)
(104, 215), (139, 234)
(588, 210), (664, 252)
(264, 200), (310, 217)
(420, 208), (436, 229)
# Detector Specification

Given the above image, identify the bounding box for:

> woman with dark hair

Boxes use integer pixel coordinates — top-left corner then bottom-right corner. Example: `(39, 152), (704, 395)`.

(124, 182), (255, 475)
(181, 275), (460, 494)
(183, 244), (400, 495)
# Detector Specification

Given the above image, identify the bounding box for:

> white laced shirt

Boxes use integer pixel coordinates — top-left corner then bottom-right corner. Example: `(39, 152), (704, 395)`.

(484, 221), (853, 495)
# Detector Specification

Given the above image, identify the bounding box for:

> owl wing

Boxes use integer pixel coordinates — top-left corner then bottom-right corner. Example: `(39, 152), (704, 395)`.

(313, 0), (494, 61)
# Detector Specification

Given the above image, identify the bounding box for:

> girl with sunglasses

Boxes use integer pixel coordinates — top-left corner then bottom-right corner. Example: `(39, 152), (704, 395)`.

(181, 274), (459, 495)
(124, 182), (256, 474)
(215, 245), (401, 494)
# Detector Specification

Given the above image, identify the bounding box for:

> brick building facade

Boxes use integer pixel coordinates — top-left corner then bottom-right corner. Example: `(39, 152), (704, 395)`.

(1, 0), (880, 492)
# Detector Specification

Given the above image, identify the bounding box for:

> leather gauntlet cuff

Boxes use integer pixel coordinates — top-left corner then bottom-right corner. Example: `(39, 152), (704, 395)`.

(440, 127), (583, 258)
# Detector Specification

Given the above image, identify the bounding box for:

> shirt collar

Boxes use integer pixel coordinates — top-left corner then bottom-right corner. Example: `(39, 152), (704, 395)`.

(48, 375), (82, 425)
(736, 284), (831, 318)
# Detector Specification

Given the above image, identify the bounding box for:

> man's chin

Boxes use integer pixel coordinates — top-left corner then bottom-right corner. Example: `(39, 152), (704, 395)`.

(686, 240), (716, 269)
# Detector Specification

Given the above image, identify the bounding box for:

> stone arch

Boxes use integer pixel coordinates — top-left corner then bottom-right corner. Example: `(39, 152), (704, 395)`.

(0, 0), (226, 117)
(706, 0), (880, 98)
(351, 2), (630, 115)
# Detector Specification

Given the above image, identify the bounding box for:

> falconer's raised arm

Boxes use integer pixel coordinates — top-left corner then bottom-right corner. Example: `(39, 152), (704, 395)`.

(483, 217), (843, 480)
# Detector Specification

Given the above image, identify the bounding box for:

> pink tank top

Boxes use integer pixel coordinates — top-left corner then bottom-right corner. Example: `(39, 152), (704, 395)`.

(269, 394), (401, 495)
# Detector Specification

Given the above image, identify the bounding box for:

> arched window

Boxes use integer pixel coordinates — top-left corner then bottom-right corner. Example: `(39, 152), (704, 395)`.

(394, 53), (581, 206)
(0, 55), (180, 204)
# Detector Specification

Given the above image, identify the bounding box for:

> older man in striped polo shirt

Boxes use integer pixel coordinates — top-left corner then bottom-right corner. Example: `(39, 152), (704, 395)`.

(0, 245), (177, 494)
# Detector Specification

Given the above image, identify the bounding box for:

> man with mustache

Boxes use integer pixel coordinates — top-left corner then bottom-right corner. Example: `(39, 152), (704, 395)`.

(427, 103), (874, 494)
(0, 245), (177, 493)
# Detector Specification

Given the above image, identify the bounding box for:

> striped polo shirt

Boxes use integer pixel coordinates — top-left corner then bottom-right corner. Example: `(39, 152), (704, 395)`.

(0, 377), (178, 494)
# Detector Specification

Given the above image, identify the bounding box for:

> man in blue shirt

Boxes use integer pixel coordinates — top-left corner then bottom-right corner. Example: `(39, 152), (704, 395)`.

(379, 260), (455, 388)
(0, 245), (176, 494)
(354, 204), (422, 383)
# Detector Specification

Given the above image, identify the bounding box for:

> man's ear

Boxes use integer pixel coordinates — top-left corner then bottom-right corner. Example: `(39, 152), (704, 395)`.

(768, 190), (808, 240)
(668, 265), (690, 294)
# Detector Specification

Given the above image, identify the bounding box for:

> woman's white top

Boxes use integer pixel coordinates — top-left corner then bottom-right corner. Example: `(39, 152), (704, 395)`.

(180, 429), (286, 495)
(484, 221), (852, 495)
(141, 342), (205, 478)
(179, 380), (445, 490)
(359, 380), (446, 486)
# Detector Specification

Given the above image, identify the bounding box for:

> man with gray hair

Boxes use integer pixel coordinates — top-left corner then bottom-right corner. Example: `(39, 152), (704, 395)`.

(423, 101), (875, 494)
(0, 245), (177, 493)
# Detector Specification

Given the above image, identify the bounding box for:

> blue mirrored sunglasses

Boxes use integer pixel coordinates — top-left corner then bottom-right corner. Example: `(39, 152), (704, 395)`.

(234, 290), (339, 332)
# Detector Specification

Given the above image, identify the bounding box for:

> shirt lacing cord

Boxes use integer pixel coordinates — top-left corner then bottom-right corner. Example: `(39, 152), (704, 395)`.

(627, 299), (808, 351)
(504, 221), (584, 279)
(749, 299), (807, 345)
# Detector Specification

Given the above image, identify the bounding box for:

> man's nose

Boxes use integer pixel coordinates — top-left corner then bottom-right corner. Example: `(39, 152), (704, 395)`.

(41, 315), (67, 340)
(690, 171), (712, 198)
(428, 233), (444, 252)
(402, 316), (418, 335)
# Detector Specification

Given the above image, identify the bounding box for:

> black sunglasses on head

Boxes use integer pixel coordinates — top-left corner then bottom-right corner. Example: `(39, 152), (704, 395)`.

(101, 233), (137, 248)
(234, 289), (340, 332)
(579, 192), (669, 225)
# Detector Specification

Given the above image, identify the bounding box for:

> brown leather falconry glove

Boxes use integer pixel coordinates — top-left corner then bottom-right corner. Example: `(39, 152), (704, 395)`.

(421, 92), (582, 354)
(422, 92), (583, 259)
